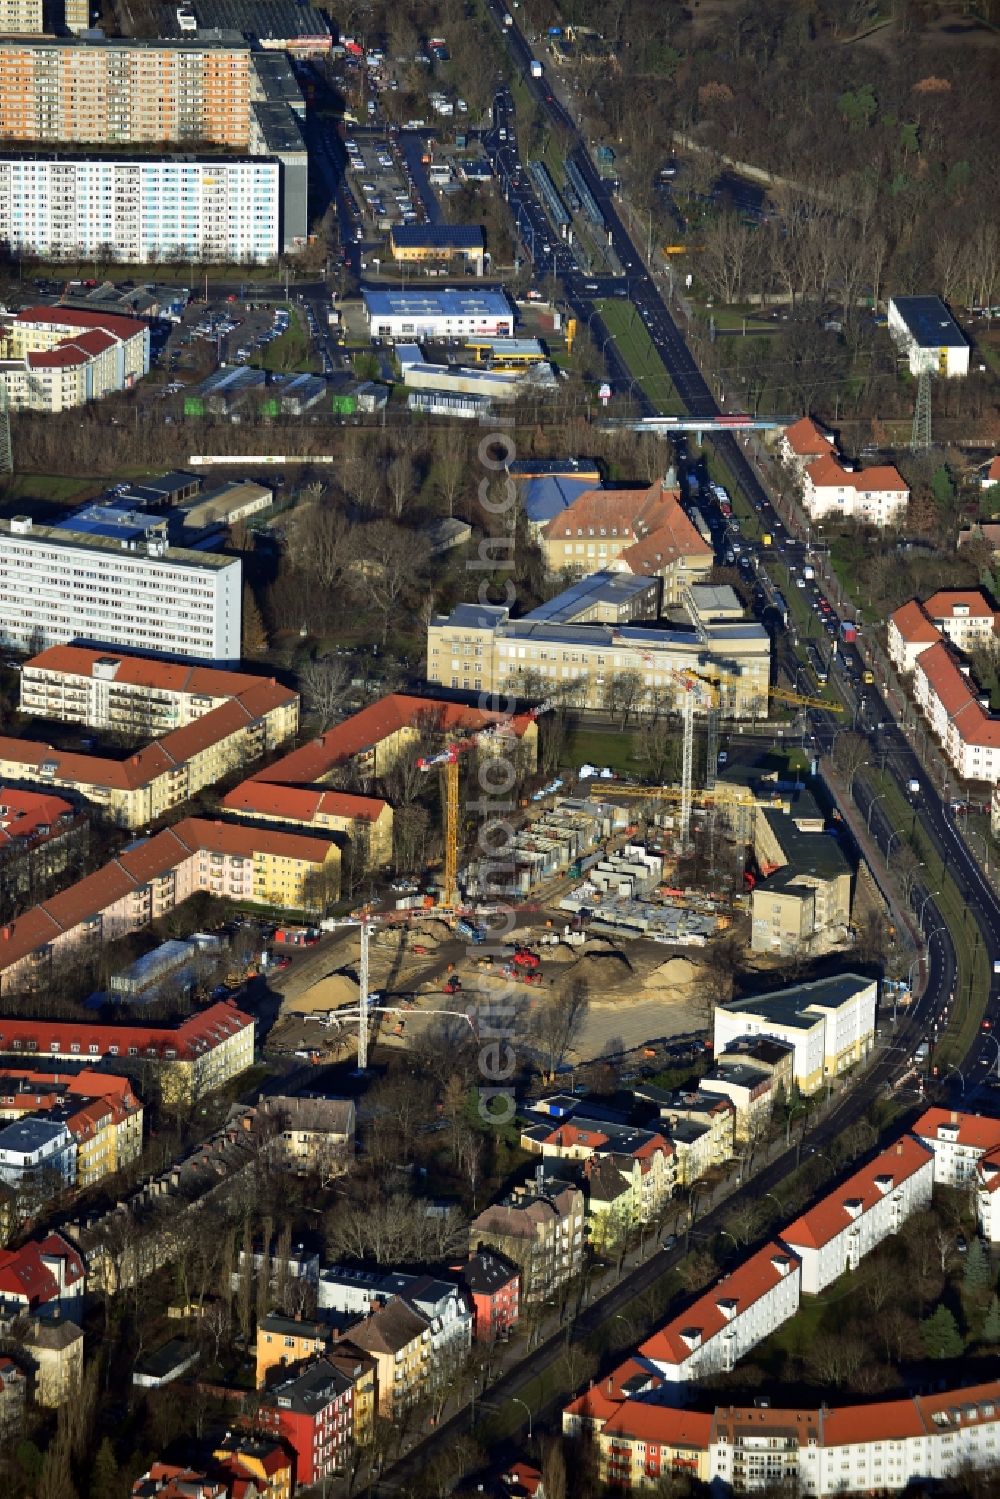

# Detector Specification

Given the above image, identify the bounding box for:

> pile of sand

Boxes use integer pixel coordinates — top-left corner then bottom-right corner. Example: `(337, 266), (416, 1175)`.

(282, 968), (360, 1018)
(639, 956), (700, 998)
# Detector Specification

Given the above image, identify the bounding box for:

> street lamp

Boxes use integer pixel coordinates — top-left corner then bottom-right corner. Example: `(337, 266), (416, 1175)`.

(866, 793), (887, 834)
(762, 1191), (785, 1218)
(917, 889), (942, 925)
(509, 1396), (532, 1439)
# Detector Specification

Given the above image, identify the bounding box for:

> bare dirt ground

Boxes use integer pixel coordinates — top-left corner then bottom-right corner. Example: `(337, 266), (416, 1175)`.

(264, 914), (713, 1066)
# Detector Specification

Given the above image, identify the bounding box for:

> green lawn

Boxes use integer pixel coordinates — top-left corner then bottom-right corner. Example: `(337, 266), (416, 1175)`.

(596, 299), (686, 415)
(0, 472), (103, 507)
(564, 726), (643, 774)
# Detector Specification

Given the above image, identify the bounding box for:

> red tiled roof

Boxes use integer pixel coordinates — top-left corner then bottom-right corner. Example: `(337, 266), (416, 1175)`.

(806, 454), (908, 492)
(0, 682), (294, 793)
(221, 781), (388, 824)
(0, 818), (336, 975)
(0, 786), (76, 848)
(890, 600), (940, 645)
(783, 416), (832, 458)
(978, 1145), (1000, 1191)
(924, 589), (996, 620)
(639, 1243), (799, 1367)
(172, 816), (337, 865)
(914, 640), (979, 716)
(26, 345), (91, 370)
(602, 1402), (713, 1448)
(24, 645), (270, 700)
(914, 1107), (1000, 1152)
(0, 998), (252, 1062)
(987, 457), (1000, 482)
(542, 481), (712, 568)
(782, 1136), (932, 1251)
(251, 693), (535, 787)
(17, 304), (145, 340)
(912, 644), (1000, 747)
(564, 1356), (663, 1426)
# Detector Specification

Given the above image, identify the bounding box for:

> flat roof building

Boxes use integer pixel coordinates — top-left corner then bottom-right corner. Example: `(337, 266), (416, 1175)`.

(389, 224), (485, 273)
(362, 286), (514, 341)
(0, 512), (241, 662)
(427, 575), (771, 718)
(888, 295), (970, 378)
(0, 37), (254, 149)
(713, 973), (877, 1095)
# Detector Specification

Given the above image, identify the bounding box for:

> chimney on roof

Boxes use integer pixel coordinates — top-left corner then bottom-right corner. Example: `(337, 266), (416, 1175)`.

(951, 1110), (958, 1124)
(896, 1142), (903, 1154)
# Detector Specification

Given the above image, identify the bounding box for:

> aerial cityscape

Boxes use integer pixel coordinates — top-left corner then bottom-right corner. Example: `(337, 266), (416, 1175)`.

(0, 0), (998, 1496)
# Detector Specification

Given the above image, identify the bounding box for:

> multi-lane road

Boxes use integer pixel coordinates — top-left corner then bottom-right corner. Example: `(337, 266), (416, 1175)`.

(482, 2), (999, 1085)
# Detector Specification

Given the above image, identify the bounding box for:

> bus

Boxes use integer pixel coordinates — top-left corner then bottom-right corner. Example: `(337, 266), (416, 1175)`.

(806, 643), (828, 685)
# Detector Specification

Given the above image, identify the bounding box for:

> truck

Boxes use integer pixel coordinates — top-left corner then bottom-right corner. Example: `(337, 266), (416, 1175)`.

(802, 564), (815, 581)
(456, 917), (486, 945)
(906, 778), (921, 798)
(840, 620), (857, 644)
(530, 58), (543, 77)
(502, 11), (513, 25)
(761, 532), (773, 547)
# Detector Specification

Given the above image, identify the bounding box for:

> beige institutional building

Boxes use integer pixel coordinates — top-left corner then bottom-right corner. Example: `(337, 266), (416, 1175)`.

(427, 575), (772, 718)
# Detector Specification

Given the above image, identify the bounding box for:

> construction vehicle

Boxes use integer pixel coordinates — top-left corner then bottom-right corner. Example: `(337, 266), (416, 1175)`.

(417, 699), (554, 908)
(443, 975), (463, 996)
(456, 917), (486, 945)
(503, 962), (543, 986)
(512, 947), (540, 970)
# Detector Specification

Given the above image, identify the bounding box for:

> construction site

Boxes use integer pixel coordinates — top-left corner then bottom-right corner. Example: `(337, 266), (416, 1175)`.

(259, 667), (874, 1076)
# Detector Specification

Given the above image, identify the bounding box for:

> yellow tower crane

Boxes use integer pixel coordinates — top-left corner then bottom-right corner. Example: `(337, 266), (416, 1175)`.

(416, 700), (554, 908)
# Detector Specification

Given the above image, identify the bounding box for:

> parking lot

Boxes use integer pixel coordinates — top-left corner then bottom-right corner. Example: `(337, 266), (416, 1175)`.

(343, 130), (428, 233)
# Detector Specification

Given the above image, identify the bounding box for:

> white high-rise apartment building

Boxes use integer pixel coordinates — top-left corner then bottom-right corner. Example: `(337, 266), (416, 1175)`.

(0, 515), (241, 661)
(0, 154), (281, 263)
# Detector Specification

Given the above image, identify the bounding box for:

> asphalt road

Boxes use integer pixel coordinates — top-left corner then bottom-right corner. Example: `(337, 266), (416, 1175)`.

(485, 0), (1000, 1074)
(359, 19), (1000, 1493)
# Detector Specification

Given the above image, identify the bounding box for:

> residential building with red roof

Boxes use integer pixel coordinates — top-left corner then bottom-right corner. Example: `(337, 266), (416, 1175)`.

(779, 416), (836, 475)
(802, 452), (909, 525)
(888, 598), (945, 673)
(982, 455), (1000, 488)
(20, 645), (289, 735)
(131, 1465), (227, 1499)
(0, 1231), (84, 1314)
(781, 1135), (933, 1294)
(0, 786), (87, 904)
(0, 999), (253, 1107)
(221, 782), (392, 867)
(249, 691), (539, 784)
(914, 1106), (1000, 1186)
(914, 1107), (1000, 1244)
(565, 1380), (1000, 1494)
(601, 1403), (714, 1489)
(890, 590), (1000, 675)
(912, 639), (1000, 782)
(0, 677), (298, 830)
(1, 304), (149, 412)
(540, 480), (713, 601)
(924, 589), (999, 651)
(638, 1242), (801, 1382)
(0, 819), (340, 998)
